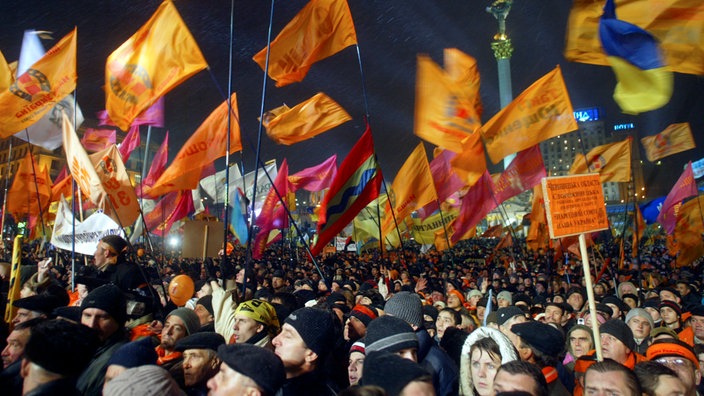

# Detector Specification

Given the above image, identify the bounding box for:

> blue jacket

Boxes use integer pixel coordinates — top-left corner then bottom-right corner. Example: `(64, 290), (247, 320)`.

(416, 328), (459, 396)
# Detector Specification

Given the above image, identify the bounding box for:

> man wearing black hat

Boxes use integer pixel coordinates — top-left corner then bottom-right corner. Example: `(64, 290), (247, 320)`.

(77, 284), (130, 396)
(0, 318), (44, 396)
(175, 332), (226, 395)
(20, 319), (99, 395)
(271, 307), (338, 395)
(92, 235), (147, 293)
(208, 343), (286, 396)
(598, 319), (646, 369)
(512, 321), (570, 396)
(10, 293), (66, 326)
(496, 306), (528, 350)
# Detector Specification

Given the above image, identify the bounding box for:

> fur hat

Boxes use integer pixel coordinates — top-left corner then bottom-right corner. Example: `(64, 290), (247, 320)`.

(384, 291), (423, 328)
(365, 315), (418, 354)
(167, 307), (201, 336)
(284, 307), (335, 356)
(217, 343), (285, 395)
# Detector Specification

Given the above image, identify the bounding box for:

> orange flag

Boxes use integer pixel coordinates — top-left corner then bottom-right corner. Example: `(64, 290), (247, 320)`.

(631, 204), (645, 258)
(565, 0), (704, 76)
(568, 137), (632, 182)
(444, 48), (483, 121)
(6, 153), (52, 219)
(480, 66), (578, 164)
(641, 122), (696, 162)
(450, 132), (487, 187)
(106, 0), (207, 131)
(674, 195), (704, 267)
(414, 55), (481, 153)
(0, 29), (76, 137)
(526, 185), (549, 251)
(146, 94), (242, 198)
(0, 50), (12, 91)
(253, 0), (357, 87)
(264, 93), (351, 145)
(381, 143), (438, 240)
(62, 112), (108, 209)
(89, 145), (140, 226)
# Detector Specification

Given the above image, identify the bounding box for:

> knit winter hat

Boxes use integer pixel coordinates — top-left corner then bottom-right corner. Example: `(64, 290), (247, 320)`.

(449, 289), (466, 305)
(217, 343), (285, 396)
(600, 319), (636, 351)
(81, 284), (127, 325)
(284, 307), (335, 356)
(659, 300), (682, 316)
(101, 234), (128, 255)
(196, 295), (214, 316)
(349, 304), (379, 327)
(350, 340), (365, 355)
(384, 291), (424, 328)
(24, 319), (99, 377)
(175, 331), (226, 352)
(625, 308), (654, 329)
(496, 306), (525, 326)
(512, 321), (565, 356)
(108, 337), (158, 368)
(467, 289), (483, 300)
(497, 291), (513, 304)
(235, 299), (281, 334)
(167, 307), (201, 336)
(361, 350), (431, 396)
(104, 365), (185, 396)
(365, 315), (418, 354)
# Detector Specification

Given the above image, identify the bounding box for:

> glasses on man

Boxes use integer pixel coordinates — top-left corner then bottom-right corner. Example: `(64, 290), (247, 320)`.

(655, 357), (692, 368)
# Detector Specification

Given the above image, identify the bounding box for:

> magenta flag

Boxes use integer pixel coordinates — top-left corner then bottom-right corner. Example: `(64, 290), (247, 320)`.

(144, 190), (194, 236)
(118, 124), (141, 161)
(143, 132), (169, 187)
(80, 128), (116, 152)
(493, 145), (546, 204)
(451, 170), (497, 244)
(288, 155), (337, 192)
(253, 159), (290, 259)
(98, 97), (165, 128)
(657, 162), (697, 234)
(418, 149), (465, 219)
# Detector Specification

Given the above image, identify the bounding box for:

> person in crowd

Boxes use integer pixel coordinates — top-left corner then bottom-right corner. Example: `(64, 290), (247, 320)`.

(459, 326), (518, 396)
(207, 343), (286, 396)
(496, 306), (528, 350)
(626, 308), (654, 355)
(647, 339), (702, 396)
(21, 319), (99, 395)
(566, 287), (586, 314)
(271, 307), (338, 395)
(360, 350), (434, 396)
(102, 337), (158, 392)
(688, 305), (704, 345)
(92, 235), (148, 293)
(493, 360), (548, 396)
(175, 331), (226, 395)
(344, 304), (378, 344)
(10, 293), (67, 326)
(676, 281), (701, 310)
(231, 299), (281, 348)
(583, 359), (641, 396)
(512, 321), (571, 395)
(599, 319), (646, 368)
(104, 365), (185, 396)
(348, 341), (365, 387)
(156, 307), (201, 385)
(497, 291), (512, 309)
(563, 324), (593, 372)
(77, 284), (130, 396)
(634, 361), (687, 396)
(0, 318), (44, 396)
(365, 315), (419, 361)
(435, 308), (461, 343)
(660, 300), (684, 333)
(193, 295), (215, 331)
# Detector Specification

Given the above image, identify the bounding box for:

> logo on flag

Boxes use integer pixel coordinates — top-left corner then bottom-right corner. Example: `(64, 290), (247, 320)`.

(10, 69), (50, 101)
(107, 63), (152, 105)
(587, 156), (606, 172)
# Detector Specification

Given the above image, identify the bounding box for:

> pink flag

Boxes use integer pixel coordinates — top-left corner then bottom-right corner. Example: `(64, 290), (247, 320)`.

(98, 97), (165, 128)
(143, 132), (169, 187)
(417, 150), (464, 220)
(81, 128), (116, 152)
(493, 145), (546, 204)
(118, 124), (141, 161)
(253, 160), (290, 259)
(144, 190), (194, 236)
(288, 155), (337, 192)
(658, 162), (697, 234)
(451, 171), (497, 244)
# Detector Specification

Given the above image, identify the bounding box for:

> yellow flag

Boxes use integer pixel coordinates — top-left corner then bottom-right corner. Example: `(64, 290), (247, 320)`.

(265, 93), (351, 145)
(0, 29), (76, 137)
(0, 50), (13, 91)
(450, 132), (487, 187)
(674, 195), (704, 267)
(565, 0), (704, 76)
(6, 153), (52, 219)
(106, 0), (207, 131)
(480, 66), (578, 164)
(568, 137), (632, 182)
(381, 143), (438, 240)
(62, 112), (108, 207)
(641, 122), (696, 162)
(253, 0), (357, 87)
(526, 185), (549, 251)
(414, 55), (480, 153)
(411, 209), (458, 244)
(444, 48), (483, 120)
(147, 93), (242, 198)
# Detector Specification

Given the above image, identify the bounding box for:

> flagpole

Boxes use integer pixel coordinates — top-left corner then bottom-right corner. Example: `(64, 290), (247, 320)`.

(222, 0), (236, 295)
(140, 125), (152, 244)
(381, 178), (410, 267)
(0, 138), (14, 246)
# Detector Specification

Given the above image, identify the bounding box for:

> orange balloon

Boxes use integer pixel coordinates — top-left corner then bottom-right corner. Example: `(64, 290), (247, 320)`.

(168, 275), (195, 306)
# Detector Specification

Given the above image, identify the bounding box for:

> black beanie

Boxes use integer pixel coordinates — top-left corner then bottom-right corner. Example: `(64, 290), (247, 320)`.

(81, 284), (127, 325)
(284, 307), (335, 357)
(25, 319), (99, 377)
(196, 295), (214, 316)
(217, 343), (285, 396)
(362, 350), (431, 396)
(365, 315), (418, 354)
(600, 319), (636, 351)
(101, 235), (128, 255)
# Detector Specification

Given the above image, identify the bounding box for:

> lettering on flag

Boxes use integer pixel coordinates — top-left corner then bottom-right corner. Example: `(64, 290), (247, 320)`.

(89, 145), (140, 226)
(51, 195), (125, 255)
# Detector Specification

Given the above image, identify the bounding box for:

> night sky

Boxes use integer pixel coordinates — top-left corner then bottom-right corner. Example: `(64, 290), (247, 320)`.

(1, 0), (703, 199)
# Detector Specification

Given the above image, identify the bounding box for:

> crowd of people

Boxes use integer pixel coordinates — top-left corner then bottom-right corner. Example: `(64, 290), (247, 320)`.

(0, 233), (703, 395)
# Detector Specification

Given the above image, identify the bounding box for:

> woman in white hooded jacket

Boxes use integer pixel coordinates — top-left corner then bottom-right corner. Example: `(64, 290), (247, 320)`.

(459, 327), (519, 396)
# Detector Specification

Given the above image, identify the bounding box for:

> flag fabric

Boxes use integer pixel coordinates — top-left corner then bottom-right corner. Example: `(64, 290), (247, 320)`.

(481, 224), (503, 239)
(229, 189), (249, 245)
(142, 131), (169, 188)
(381, 143), (438, 240)
(106, 0), (207, 131)
(451, 171), (497, 244)
(252, 0), (357, 87)
(118, 125), (141, 161)
(288, 154), (337, 192)
(640, 196), (666, 224)
(226, 162), (278, 215)
(199, 165), (242, 204)
(6, 153), (52, 219)
(81, 127), (116, 152)
(144, 190), (194, 236)
(598, 0), (673, 114)
(89, 145), (141, 226)
(4, 236), (23, 324)
(494, 232), (514, 251)
(253, 160), (290, 259)
(264, 93), (351, 145)
(480, 66), (578, 164)
(414, 54), (481, 153)
(62, 113), (108, 209)
(312, 126), (382, 255)
(526, 185), (549, 251)
(0, 50), (12, 91)
(418, 149), (465, 220)
(493, 145), (546, 204)
(641, 122), (696, 162)
(568, 137), (632, 182)
(0, 28), (77, 138)
(444, 48), (483, 121)
(410, 209), (458, 244)
(631, 204), (645, 258)
(146, 93), (242, 198)
(98, 97), (165, 128)
(565, 0), (704, 76)
(674, 195), (704, 267)
(450, 132), (487, 187)
(657, 162), (697, 234)
(50, 166), (72, 203)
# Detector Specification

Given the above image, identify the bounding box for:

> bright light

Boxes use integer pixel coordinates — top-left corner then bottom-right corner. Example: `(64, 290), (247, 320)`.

(169, 236), (179, 248)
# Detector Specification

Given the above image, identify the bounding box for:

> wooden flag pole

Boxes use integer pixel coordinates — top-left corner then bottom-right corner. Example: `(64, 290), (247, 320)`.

(579, 232), (603, 362)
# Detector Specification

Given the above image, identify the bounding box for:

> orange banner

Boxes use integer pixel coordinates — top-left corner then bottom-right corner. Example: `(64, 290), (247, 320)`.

(641, 122), (696, 162)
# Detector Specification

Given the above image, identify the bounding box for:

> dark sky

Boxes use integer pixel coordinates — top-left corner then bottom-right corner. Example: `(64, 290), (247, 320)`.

(1, 0), (703, 199)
